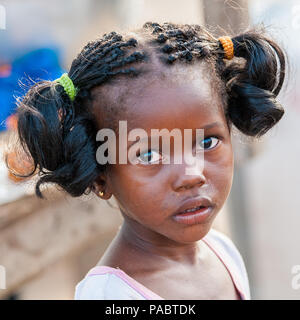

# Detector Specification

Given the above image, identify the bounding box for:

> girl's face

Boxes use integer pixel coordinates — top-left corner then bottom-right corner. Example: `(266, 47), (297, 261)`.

(95, 69), (234, 244)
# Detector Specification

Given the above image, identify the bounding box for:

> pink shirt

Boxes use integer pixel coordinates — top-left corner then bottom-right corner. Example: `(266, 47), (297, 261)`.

(74, 228), (251, 300)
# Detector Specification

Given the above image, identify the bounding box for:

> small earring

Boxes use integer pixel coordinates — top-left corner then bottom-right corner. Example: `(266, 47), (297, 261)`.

(99, 191), (104, 197)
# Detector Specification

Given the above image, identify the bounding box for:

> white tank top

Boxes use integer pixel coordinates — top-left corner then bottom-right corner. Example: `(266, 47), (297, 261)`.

(74, 228), (251, 300)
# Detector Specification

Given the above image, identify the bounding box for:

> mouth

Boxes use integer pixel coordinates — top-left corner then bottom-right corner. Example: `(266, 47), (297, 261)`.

(174, 196), (213, 215)
(173, 197), (214, 225)
(180, 205), (207, 214)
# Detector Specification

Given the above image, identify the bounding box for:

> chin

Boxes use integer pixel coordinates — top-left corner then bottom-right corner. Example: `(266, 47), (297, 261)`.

(170, 221), (214, 244)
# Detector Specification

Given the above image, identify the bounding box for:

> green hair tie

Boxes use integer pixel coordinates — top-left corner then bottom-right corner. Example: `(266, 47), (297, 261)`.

(55, 73), (77, 102)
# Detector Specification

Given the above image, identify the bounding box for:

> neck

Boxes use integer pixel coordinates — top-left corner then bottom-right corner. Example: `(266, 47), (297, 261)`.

(118, 216), (206, 266)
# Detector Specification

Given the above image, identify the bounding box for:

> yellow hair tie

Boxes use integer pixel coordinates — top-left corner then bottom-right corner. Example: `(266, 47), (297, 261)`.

(55, 73), (77, 102)
(218, 36), (234, 60)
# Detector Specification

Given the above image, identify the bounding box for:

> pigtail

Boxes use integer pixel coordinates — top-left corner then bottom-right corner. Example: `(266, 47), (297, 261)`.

(9, 31), (146, 199)
(222, 28), (286, 137)
(12, 77), (100, 198)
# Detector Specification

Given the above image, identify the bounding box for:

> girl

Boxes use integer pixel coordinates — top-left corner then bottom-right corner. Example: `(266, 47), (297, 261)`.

(10, 22), (286, 300)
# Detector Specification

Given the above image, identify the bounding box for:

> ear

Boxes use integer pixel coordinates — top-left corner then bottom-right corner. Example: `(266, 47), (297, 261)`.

(91, 172), (112, 200)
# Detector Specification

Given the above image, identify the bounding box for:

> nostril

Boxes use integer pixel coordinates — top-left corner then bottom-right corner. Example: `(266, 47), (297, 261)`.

(177, 181), (204, 192)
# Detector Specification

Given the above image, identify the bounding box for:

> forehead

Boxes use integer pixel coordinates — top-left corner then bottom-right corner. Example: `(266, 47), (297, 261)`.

(128, 78), (222, 129)
(92, 61), (226, 132)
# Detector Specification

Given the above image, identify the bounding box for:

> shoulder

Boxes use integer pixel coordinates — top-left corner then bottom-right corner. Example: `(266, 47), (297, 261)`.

(203, 228), (251, 299)
(74, 270), (146, 300)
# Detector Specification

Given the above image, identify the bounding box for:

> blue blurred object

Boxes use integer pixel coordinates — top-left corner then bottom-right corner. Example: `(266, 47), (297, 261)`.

(0, 48), (64, 131)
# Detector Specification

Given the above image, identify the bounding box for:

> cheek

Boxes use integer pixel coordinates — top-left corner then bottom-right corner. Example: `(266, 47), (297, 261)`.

(108, 165), (168, 225)
(206, 145), (234, 204)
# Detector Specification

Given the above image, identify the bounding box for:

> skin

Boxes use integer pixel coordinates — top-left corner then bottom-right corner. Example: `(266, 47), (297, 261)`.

(91, 63), (237, 299)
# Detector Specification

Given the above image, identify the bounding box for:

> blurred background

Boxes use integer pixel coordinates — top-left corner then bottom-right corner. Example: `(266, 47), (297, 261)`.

(0, 0), (299, 300)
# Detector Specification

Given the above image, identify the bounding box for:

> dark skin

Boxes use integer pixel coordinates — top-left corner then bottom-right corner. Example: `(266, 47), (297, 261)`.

(91, 64), (238, 299)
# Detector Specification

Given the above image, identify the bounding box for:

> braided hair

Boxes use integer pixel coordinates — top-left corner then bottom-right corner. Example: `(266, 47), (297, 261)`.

(11, 22), (286, 198)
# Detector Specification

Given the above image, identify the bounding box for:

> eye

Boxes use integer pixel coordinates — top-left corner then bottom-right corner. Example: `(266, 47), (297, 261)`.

(198, 136), (220, 150)
(137, 149), (163, 165)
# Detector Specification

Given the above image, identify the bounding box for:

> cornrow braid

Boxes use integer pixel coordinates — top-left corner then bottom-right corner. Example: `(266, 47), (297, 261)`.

(143, 22), (215, 64)
(12, 21), (286, 198)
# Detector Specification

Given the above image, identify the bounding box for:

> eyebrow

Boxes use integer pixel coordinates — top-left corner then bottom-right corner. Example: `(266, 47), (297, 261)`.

(126, 122), (223, 149)
(201, 121), (223, 130)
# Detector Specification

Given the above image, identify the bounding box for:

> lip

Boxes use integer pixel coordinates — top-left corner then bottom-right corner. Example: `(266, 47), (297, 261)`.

(173, 196), (214, 225)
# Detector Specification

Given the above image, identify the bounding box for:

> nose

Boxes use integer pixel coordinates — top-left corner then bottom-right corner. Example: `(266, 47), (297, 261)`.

(172, 162), (206, 192)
